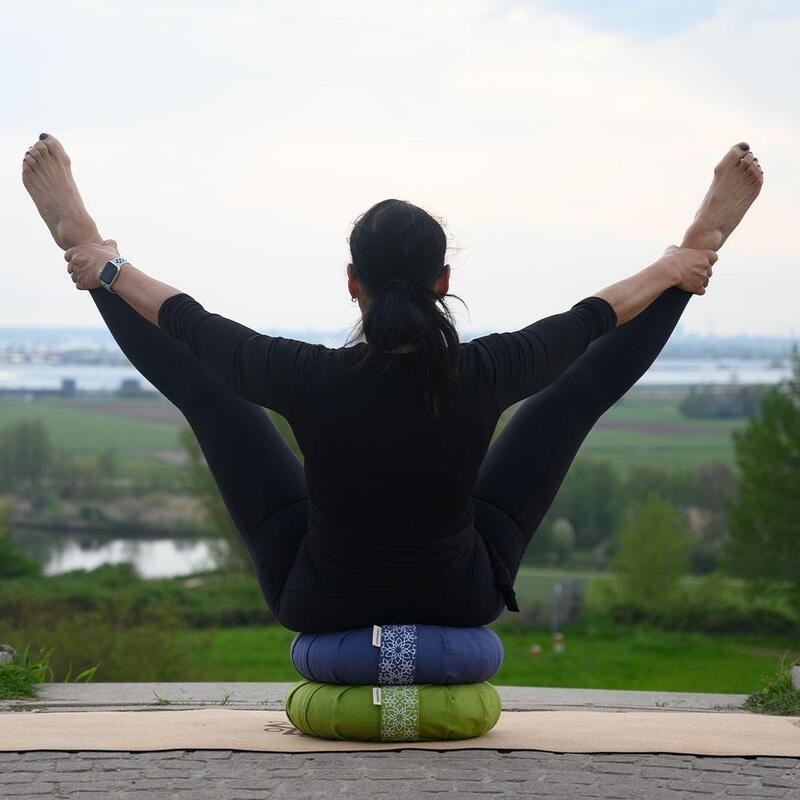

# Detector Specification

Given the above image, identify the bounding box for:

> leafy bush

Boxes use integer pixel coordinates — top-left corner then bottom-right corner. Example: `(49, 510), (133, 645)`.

(600, 571), (800, 636)
(0, 563), (274, 629)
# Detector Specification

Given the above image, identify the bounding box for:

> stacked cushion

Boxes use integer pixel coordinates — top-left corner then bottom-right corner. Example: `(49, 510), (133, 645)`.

(290, 624), (503, 685)
(285, 680), (501, 742)
(284, 624), (504, 743)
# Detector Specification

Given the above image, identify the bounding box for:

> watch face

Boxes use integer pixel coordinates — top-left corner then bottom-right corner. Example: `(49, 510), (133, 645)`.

(100, 261), (118, 285)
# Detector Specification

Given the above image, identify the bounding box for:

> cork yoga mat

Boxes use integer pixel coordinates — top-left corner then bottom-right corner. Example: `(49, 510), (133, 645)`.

(2, 710), (800, 755)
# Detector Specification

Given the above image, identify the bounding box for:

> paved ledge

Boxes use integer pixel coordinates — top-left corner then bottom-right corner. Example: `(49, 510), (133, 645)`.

(6, 684), (797, 800)
(1, 683), (749, 713)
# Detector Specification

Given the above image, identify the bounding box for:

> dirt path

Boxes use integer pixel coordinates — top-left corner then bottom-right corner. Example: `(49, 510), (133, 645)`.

(72, 399), (187, 425)
(595, 419), (734, 437)
(73, 399), (733, 437)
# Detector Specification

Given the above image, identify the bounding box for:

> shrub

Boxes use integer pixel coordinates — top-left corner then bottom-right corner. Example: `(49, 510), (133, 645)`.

(745, 656), (800, 716)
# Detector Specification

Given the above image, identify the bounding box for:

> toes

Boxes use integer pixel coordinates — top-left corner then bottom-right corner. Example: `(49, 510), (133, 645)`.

(29, 140), (49, 162)
(22, 152), (37, 171)
(41, 134), (71, 166)
(746, 153), (764, 184)
(717, 144), (749, 172)
(738, 151), (755, 167)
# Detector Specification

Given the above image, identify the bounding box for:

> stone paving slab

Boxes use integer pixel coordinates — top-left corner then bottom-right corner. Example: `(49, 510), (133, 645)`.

(1, 750), (799, 799)
(0, 683), (750, 713)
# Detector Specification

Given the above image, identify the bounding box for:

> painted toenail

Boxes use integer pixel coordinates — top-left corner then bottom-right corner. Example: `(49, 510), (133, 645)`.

(737, 142), (749, 151)
(39, 133), (49, 140)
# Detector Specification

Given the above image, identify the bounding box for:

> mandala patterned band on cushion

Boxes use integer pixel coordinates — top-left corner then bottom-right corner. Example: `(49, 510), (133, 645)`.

(379, 685), (420, 742)
(377, 624), (418, 685)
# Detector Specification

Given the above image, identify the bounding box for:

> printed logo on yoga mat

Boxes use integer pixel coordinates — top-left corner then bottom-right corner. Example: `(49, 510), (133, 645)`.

(380, 685), (420, 742)
(377, 624), (418, 685)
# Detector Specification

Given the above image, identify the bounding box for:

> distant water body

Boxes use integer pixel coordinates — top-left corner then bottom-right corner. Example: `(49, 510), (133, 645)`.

(16, 533), (222, 578)
(0, 357), (792, 391)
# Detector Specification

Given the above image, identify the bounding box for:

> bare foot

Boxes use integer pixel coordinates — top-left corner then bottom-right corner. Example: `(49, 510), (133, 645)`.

(681, 142), (764, 252)
(22, 134), (103, 251)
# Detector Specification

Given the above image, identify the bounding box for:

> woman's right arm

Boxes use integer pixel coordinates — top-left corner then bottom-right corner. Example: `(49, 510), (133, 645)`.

(593, 245), (717, 326)
(470, 246), (717, 412)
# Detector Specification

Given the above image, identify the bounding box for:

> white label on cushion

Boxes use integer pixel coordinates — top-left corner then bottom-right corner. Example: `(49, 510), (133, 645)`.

(377, 624), (418, 685)
(372, 625), (382, 648)
(372, 687), (382, 706)
(380, 685), (419, 742)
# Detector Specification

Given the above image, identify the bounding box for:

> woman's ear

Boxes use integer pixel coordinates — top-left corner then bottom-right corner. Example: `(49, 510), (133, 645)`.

(438, 264), (451, 295)
(347, 263), (359, 301)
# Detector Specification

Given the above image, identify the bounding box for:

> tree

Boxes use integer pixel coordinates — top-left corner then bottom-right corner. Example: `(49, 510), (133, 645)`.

(548, 517), (577, 564)
(611, 492), (690, 611)
(559, 458), (623, 548)
(0, 498), (41, 579)
(679, 384), (769, 419)
(724, 346), (800, 615)
(0, 420), (52, 494)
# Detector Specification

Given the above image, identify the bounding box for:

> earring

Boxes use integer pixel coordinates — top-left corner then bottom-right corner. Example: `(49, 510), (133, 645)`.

(351, 297), (357, 303)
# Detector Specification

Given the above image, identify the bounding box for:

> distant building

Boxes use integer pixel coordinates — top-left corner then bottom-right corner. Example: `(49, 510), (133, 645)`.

(116, 378), (147, 397)
(0, 377), (78, 400)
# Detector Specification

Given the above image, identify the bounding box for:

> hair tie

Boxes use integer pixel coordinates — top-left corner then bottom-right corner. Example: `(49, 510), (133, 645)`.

(384, 278), (413, 293)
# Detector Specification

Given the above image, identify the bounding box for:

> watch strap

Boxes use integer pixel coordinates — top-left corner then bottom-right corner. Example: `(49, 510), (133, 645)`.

(101, 257), (129, 293)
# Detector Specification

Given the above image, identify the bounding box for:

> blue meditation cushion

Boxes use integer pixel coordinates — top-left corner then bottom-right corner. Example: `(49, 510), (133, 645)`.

(290, 624), (503, 685)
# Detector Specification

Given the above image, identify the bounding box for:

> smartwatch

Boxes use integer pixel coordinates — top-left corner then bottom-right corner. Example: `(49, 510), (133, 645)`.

(99, 257), (130, 293)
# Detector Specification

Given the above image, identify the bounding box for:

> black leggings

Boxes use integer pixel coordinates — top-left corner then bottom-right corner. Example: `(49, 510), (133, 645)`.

(88, 286), (691, 631)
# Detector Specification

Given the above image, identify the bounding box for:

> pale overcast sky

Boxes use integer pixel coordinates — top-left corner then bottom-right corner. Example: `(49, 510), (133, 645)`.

(1, 0), (797, 337)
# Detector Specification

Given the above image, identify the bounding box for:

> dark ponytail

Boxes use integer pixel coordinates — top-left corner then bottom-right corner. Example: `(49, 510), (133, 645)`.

(343, 199), (467, 419)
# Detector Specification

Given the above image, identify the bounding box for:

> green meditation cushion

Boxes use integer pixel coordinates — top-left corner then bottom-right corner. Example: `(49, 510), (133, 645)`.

(284, 680), (501, 742)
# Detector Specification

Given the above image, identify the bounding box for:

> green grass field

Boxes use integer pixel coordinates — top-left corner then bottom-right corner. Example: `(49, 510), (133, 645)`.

(577, 427), (738, 469)
(1, 389), (747, 470)
(174, 622), (798, 693)
(496, 390), (745, 469)
(0, 398), (181, 454)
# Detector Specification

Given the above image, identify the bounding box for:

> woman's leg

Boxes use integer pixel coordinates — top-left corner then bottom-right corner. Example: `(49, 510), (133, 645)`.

(89, 288), (308, 613)
(473, 286), (692, 577)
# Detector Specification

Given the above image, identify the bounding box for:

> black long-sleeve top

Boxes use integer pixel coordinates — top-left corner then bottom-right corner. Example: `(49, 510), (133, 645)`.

(158, 293), (617, 544)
